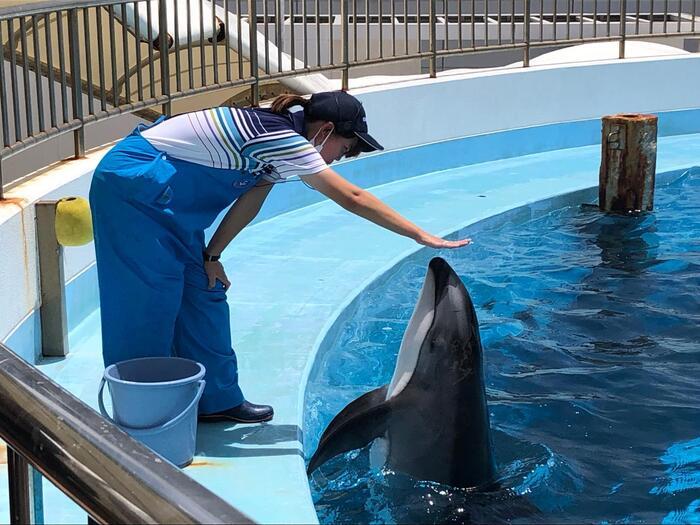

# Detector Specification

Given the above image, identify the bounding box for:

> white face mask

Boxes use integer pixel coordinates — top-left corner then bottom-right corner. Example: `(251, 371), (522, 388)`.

(311, 124), (334, 154)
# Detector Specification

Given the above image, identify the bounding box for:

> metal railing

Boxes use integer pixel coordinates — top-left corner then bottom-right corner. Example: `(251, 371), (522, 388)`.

(0, 341), (254, 524)
(0, 0), (698, 197)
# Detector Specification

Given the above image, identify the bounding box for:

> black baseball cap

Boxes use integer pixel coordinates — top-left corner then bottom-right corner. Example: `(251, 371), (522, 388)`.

(306, 91), (384, 153)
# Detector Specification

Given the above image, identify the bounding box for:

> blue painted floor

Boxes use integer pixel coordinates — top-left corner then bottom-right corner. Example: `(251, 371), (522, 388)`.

(2, 133), (699, 524)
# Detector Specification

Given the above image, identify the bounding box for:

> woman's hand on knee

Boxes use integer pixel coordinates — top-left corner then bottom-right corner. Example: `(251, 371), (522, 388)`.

(204, 261), (231, 290)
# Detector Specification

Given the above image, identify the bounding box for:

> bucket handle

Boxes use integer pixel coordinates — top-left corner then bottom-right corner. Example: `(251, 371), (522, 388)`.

(98, 378), (206, 437)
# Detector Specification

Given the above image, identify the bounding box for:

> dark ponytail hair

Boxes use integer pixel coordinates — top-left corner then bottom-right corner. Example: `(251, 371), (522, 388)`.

(270, 94), (309, 114)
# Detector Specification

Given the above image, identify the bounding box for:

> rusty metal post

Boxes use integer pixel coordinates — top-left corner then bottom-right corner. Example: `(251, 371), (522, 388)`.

(341, 0), (349, 90)
(158, 0), (172, 116)
(428, 0), (436, 77)
(7, 448), (43, 525)
(35, 201), (69, 357)
(248, 0), (259, 106)
(68, 9), (85, 158)
(8, 448), (32, 525)
(599, 113), (658, 213)
(619, 0), (627, 59)
(523, 0), (531, 67)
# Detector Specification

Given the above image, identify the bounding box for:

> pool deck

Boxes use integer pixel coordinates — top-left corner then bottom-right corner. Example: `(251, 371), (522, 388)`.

(24, 132), (700, 524)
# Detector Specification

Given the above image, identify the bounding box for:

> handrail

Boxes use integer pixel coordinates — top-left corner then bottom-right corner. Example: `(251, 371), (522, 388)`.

(0, 1), (129, 19)
(0, 0), (698, 197)
(0, 341), (254, 524)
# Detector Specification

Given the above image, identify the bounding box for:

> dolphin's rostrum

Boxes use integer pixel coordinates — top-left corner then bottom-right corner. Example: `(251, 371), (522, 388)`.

(307, 257), (496, 489)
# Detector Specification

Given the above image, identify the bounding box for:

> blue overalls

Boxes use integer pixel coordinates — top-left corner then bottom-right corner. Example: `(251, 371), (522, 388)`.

(89, 117), (262, 414)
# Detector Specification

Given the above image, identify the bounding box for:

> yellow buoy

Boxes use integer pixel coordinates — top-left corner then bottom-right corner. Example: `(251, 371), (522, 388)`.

(55, 197), (93, 246)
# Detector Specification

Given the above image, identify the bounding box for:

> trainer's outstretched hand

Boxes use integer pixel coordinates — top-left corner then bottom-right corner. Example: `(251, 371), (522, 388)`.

(417, 233), (472, 249)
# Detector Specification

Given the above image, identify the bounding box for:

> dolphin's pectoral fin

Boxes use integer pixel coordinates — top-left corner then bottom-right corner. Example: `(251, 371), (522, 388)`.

(319, 385), (389, 440)
(307, 385), (391, 474)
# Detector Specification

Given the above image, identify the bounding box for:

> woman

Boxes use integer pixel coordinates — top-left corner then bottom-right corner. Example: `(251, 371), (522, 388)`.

(89, 90), (471, 424)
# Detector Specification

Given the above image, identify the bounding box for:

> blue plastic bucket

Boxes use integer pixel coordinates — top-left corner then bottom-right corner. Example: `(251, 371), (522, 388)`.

(98, 357), (205, 467)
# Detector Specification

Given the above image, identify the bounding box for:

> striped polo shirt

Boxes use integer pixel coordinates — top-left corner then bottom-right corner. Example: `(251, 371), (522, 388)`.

(140, 106), (328, 182)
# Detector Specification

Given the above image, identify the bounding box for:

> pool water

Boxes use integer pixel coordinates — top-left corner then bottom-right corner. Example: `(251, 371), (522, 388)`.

(305, 169), (700, 524)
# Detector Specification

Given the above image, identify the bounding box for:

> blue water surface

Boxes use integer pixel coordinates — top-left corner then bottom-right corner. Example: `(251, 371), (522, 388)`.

(305, 170), (700, 524)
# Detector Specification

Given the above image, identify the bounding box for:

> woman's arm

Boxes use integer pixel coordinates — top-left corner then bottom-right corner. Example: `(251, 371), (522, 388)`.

(204, 181), (273, 288)
(206, 181), (274, 255)
(300, 168), (471, 249)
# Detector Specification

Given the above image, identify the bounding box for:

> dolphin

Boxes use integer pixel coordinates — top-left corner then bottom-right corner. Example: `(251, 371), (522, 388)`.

(307, 257), (497, 489)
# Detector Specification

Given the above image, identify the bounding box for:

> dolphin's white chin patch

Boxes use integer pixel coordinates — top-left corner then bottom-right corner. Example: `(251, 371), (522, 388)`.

(386, 264), (436, 401)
